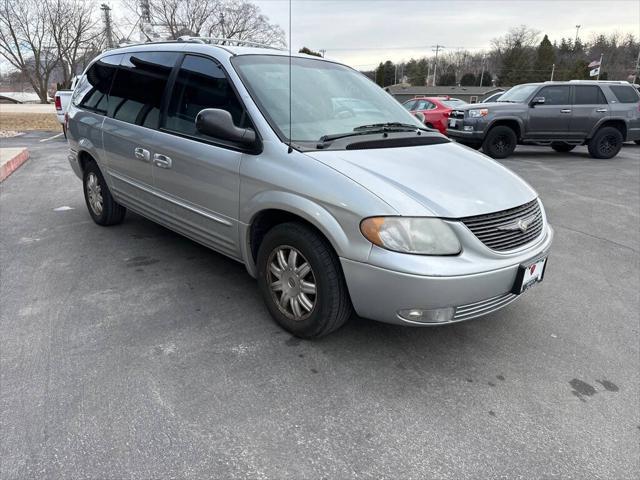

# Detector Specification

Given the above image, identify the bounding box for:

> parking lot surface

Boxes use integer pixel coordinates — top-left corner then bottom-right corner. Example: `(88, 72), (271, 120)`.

(1, 132), (639, 479)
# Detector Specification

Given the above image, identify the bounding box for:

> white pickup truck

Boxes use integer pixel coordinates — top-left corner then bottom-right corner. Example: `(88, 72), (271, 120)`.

(54, 76), (80, 137)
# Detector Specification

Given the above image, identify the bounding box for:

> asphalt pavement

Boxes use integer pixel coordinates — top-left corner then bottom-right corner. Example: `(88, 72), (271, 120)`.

(1, 131), (639, 479)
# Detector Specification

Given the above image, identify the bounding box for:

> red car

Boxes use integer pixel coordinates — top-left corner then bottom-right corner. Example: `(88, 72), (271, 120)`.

(402, 96), (467, 135)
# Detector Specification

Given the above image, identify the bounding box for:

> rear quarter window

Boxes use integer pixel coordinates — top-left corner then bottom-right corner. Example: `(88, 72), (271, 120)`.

(609, 85), (640, 103)
(72, 55), (121, 114)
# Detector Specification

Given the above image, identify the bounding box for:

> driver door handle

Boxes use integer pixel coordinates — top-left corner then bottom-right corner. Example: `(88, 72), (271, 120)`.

(560, 109), (571, 113)
(596, 108), (608, 113)
(153, 153), (172, 169)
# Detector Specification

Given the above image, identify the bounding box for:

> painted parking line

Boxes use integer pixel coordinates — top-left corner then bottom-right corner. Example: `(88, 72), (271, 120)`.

(39, 133), (63, 143)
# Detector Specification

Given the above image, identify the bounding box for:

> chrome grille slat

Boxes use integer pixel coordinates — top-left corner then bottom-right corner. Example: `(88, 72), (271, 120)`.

(461, 199), (544, 252)
(454, 293), (518, 320)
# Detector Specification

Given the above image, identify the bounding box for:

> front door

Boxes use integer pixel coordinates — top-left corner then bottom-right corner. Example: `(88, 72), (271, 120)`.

(101, 51), (180, 210)
(526, 85), (572, 139)
(151, 54), (251, 259)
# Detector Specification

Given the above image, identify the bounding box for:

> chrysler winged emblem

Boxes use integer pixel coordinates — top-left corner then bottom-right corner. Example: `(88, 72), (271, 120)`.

(497, 215), (536, 233)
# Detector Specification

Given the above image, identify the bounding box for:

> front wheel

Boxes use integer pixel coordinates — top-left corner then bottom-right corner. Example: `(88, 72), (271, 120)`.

(482, 126), (517, 159)
(257, 222), (352, 338)
(551, 142), (576, 153)
(587, 127), (623, 159)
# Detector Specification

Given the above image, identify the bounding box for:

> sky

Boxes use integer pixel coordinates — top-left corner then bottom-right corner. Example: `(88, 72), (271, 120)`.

(252, 0), (640, 69)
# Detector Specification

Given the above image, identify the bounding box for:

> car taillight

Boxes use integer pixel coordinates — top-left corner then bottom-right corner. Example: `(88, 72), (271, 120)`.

(55, 95), (62, 111)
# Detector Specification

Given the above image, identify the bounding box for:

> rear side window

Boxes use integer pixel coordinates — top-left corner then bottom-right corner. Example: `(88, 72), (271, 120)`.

(165, 55), (247, 140)
(537, 86), (570, 105)
(402, 100), (416, 110)
(573, 86), (607, 105)
(72, 55), (121, 114)
(610, 85), (640, 103)
(109, 52), (179, 128)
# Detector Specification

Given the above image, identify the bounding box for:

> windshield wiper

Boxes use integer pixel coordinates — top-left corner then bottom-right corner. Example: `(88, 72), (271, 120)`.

(319, 123), (425, 143)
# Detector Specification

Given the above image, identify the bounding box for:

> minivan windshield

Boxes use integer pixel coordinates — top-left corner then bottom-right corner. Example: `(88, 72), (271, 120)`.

(497, 84), (539, 103)
(232, 55), (424, 143)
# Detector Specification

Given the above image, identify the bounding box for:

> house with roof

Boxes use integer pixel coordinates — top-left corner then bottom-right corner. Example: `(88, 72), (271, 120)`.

(384, 84), (505, 104)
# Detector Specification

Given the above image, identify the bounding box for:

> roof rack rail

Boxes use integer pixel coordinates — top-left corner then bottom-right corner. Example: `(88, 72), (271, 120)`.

(176, 36), (285, 50)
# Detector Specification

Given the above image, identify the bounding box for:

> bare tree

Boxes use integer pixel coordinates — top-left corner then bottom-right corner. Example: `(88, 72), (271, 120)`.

(207, 0), (285, 47)
(47, 0), (100, 88)
(0, 0), (59, 102)
(142, 0), (217, 39)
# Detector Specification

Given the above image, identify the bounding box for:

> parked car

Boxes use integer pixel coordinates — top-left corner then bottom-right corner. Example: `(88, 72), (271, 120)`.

(482, 91), (505, 103)
(66, 41), (553, 338)
(402, 96), (465, 134)
(446, 80), (640, 159)
(54, 76), (80, 137)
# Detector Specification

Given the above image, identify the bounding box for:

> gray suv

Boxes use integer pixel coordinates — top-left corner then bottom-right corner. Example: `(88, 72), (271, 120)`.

(67, 39), (553, 338)
(447, 81), (640, 159)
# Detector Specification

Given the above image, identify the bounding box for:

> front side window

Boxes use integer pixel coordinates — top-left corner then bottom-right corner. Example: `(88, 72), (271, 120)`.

(402, 100), (417, 111)
(72, 55), (121, 114)
(232, 55), (423, 143)
(610, 85), (640, 103)
(537, 86), (570, 105)
(573, 85), (607, 105)
(109, 52), (179, 128)
(165, 55), (247, 141)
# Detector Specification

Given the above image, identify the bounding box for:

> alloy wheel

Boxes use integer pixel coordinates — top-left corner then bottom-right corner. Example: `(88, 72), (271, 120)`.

(267, 245), (317, 321)
(86, 172), (103, 216)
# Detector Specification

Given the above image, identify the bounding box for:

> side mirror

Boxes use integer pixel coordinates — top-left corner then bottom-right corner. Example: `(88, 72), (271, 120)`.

(414, 111), (426, 123)
(195, 108), (256, 147)
(531, 96), (545, 106)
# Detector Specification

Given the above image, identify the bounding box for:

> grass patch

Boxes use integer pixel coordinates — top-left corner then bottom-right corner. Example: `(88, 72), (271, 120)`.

(0, 113), (60, 131)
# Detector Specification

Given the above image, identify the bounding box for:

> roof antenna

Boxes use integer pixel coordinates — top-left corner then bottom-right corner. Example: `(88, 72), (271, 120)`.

(287, 0), (293, 153)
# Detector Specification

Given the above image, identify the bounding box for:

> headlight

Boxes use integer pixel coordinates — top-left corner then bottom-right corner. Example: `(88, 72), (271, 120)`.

(468, 108), (489, 118)
(360, 217), (461, 255)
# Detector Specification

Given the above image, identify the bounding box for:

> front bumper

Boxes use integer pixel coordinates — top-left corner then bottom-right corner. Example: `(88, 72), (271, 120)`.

(341, 225), (553, 326)
(446, 128), (485, 143)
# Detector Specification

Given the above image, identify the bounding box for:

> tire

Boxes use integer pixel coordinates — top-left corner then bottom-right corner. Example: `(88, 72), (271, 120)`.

(62, 124), (67, 139)
(634, 140), (640, 145)
(551, 142), (576, 153)
(256, 222), (352, 338)
(82, 160), (126, 226)
(482, 126), (517, 159)
(587, 126), (623, 159)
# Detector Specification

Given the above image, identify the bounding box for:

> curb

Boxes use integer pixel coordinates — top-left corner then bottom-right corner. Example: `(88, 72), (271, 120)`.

(0, 148), (30, 182)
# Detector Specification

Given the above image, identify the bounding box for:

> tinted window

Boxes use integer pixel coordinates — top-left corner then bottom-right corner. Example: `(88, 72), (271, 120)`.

(610, 85), (640, 103)
(165, 55), (246, 140)
(574, 86), (607, 105)
(537, 86), (570, 105)
(402, 100), (416, 110)
(109, 52), (179, 128)
(72, 55), (121, 114)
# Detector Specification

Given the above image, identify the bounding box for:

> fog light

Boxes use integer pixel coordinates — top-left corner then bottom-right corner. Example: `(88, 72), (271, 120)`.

(397, 307), (455, 324)
(463, 125), (474, 131)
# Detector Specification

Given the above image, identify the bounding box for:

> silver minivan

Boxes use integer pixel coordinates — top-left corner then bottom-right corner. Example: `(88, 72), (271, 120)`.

(67, 39), (553, 338)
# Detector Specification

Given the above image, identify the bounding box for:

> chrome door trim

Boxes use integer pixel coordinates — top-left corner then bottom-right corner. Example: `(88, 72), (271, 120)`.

(109, 171), (233, 226)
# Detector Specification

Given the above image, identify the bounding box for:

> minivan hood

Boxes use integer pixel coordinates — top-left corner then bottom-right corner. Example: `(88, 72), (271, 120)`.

(305, 142), (537, 217)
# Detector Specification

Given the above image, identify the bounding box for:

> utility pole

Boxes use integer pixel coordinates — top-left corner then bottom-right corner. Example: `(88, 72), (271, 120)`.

(394, 64), (397, 85)
(575, 25), (581, 46)
(431, 44), (444, 86)
(633, 50), (640, 84)
(319, 49), (326, 58)
(426, 62), (430, 86)
(479, 55), (486, 86)
(550, 63), (555, 81)
(100, 4), (114, 49)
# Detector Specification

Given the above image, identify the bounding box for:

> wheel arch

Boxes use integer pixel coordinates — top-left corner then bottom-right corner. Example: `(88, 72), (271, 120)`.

(487, 118), (523, 140)
(588, 118), (627, 140)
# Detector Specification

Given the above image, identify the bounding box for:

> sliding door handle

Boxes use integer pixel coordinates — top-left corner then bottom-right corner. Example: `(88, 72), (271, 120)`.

(134, 147), (150, 162)
(153, 153), (172, 169)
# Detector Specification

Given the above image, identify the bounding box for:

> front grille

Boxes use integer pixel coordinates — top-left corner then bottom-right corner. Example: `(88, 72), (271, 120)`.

(454, 292), (518, 321)
(461, 199), (544, 252)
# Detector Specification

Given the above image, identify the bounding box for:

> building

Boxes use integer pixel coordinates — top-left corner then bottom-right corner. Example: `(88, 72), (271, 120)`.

(384, 84), (505, 104)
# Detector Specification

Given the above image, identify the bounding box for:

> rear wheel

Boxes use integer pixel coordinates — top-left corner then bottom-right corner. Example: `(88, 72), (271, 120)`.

(551, 142), (576, 153)
(482, 126), (517, 159)
(257, 222), (352, 338)
(83, 161), (126, 226)
(587, 126), (623, 159)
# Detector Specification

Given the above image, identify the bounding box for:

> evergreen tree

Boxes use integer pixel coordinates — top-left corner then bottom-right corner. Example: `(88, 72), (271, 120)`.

(460, 72), (476, 86)
(438, 65), (457, 86)
(534, 34), (556, 81)
(479, 71), (493, 86)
